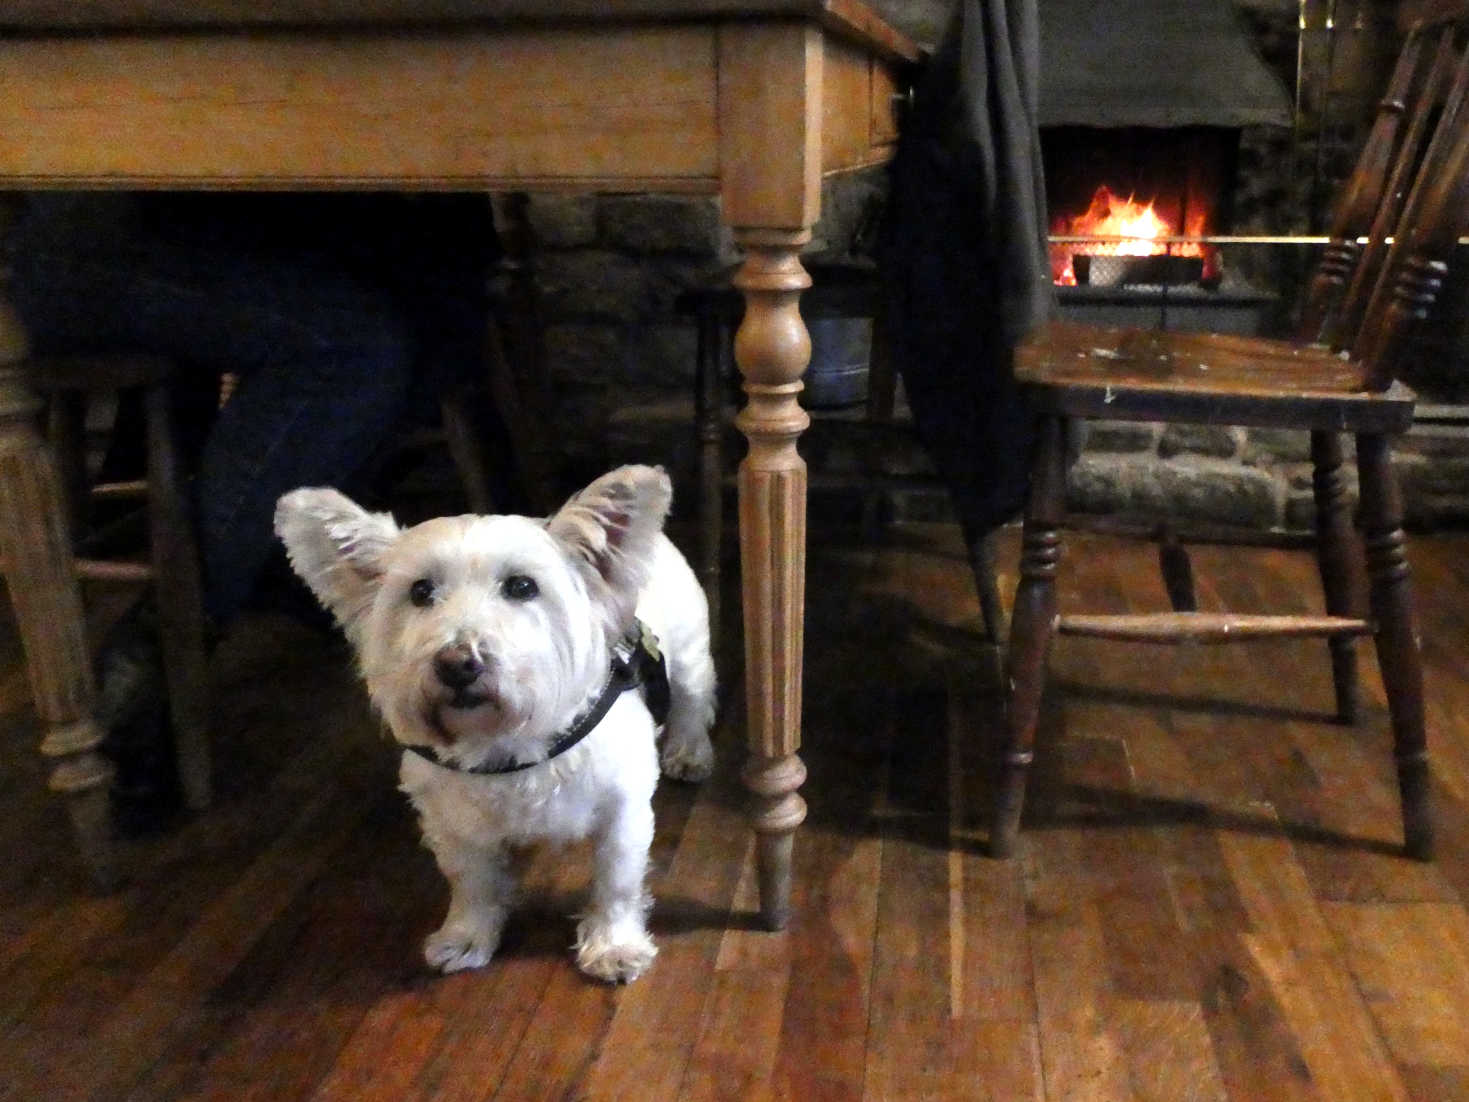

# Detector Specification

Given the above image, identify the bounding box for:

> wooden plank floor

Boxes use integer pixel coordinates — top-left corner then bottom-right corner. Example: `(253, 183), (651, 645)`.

(3, 521), (1469, 1101)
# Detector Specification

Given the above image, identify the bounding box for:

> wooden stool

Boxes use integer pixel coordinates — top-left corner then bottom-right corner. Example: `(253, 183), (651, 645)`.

(31, 353), (212, 813)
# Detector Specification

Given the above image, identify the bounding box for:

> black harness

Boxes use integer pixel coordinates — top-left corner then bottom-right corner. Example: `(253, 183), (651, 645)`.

(405, 620), (670, 776)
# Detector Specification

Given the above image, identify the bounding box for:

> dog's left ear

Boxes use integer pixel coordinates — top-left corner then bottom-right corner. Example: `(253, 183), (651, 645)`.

(547, 464), (671, 630)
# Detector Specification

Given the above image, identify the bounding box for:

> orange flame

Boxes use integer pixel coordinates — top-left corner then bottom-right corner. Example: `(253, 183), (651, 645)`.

(1051, 185), (1210, 286)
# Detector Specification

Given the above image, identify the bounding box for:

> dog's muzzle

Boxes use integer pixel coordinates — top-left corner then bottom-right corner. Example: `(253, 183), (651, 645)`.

(433, 642), (494, 709)
(408, 620), (669, 775)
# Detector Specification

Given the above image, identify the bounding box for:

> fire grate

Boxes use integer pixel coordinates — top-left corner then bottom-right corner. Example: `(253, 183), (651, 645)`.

(1073, 254), (1208, 289)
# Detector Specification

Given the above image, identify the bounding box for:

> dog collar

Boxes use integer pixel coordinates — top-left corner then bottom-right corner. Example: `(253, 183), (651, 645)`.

(405, 620), (669, 776)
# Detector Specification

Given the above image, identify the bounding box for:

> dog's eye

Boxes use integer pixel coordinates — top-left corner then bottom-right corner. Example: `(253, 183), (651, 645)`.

(408, 578), (436, 607)
(502, 574), (539, 601)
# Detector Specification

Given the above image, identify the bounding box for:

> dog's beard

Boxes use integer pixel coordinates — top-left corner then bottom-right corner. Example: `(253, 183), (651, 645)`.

(368, 672), (494, 748)
(428, 686), (505, 744)
(371, 655), (545, 752)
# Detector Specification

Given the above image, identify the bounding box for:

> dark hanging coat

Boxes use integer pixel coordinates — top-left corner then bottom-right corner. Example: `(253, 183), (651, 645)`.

(882, 0), (1053, 540)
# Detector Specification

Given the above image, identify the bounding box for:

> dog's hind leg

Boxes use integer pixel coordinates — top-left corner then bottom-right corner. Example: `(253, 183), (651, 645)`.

(659, 646), (716, 783)
(575, 798), (657, 983)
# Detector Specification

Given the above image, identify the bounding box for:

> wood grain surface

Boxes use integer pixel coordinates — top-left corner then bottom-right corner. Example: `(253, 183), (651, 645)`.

(3, 521), (1468, 1100)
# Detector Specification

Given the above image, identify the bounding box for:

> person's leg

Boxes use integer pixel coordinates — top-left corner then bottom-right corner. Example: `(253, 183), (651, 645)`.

(14, 210), (416, 628)
(188, 270), (414, 627)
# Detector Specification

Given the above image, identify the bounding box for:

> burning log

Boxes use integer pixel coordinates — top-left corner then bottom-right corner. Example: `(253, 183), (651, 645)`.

(1073, 254), (1206, 287)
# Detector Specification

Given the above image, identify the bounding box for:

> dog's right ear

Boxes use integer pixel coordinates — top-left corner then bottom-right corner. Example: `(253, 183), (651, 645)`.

(273, 488), (399, 634)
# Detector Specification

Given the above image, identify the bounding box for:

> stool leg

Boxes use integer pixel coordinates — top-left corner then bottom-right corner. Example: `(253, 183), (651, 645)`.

(1357, 433), (1431, 860)
(47, 390), (91, 538)
(992, 414), (1066, 859)
(695, 300), (725, 643)
(1312, 430), (1365, 724)
(0, 197), (115, 886)
(144, 383), (212, 812)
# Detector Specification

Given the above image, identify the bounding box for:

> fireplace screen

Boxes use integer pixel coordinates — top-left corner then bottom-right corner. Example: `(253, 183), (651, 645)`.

(1043, 126), (1238, 287)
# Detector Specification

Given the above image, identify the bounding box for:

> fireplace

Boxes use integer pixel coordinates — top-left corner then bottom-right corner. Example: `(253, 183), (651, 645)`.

(1038, 0), (1292, 330)
(1043, 126), (1234, 287)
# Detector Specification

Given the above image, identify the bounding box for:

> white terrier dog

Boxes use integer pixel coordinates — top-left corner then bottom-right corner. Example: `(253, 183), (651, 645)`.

(274, 465), (715, 983)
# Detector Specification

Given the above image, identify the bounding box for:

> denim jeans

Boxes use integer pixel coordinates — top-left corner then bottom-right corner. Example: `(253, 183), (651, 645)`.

(12, 195), (435, 627)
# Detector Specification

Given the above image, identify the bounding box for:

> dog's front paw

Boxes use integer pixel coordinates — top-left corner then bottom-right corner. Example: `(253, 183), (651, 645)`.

(424, 917), (503, 974)
(659, 729), (714, 783)
(574, 916), (657, 984)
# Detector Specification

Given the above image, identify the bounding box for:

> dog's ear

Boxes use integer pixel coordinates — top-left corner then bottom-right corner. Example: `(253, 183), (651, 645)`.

(273, 488), (400, 636)
(547, 464), (671, 630)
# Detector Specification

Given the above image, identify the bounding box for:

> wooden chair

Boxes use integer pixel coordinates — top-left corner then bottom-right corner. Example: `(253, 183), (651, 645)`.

(992, 10), (1469, 860)
(683, 261), (1007, 645)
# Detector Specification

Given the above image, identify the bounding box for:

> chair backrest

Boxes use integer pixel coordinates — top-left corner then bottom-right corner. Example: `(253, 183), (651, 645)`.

(1297, 6), (1469, 390)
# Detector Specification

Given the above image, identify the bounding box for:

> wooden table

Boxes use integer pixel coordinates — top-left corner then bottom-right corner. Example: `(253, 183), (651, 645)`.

(0, 1), (917, 926)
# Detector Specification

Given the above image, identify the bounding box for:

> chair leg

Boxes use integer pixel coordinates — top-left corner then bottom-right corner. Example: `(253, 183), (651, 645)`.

(438, 386), (496, 515)
(1312, 430), (1366, 724)
(1356, 432), (1431, 860)
(967, 525), (1007, 645)
(144, 383), (212, 812)
(1156, 523), (1198, 612)
(481, 304), (559, 516)
(488, 195), (561, 515)
(865, 290), (897, 424)
(857, 303), (896, 542)
(695, 301), (725, 644)
(992, 414), (1066, 858)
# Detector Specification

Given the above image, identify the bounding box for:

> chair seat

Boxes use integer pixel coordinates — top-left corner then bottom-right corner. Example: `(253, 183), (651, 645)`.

(30, 353), (175, 392)
(1015, 320), (1416, 433)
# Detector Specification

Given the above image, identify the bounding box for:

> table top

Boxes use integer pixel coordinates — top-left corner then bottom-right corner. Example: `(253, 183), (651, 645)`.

(0, 0), (919, 59)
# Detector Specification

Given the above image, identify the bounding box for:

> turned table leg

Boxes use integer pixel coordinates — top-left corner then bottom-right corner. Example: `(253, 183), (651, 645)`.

(0, 196), (116, 888)
(718, 21), (824, 929)
(732, 231), (811, 931)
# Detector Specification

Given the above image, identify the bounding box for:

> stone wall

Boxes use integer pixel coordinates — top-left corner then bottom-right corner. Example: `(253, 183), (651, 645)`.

(502, 174), (886, 493)
(1069, 420), (1469, 532)
(505, 189), (725, 486)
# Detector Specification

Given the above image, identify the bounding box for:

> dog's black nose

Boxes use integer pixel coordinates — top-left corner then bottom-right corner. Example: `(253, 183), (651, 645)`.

(433, 644), (486, 690)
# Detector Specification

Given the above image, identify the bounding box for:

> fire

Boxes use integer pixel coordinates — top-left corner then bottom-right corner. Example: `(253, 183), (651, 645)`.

(1050, 185), (1210, 286)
